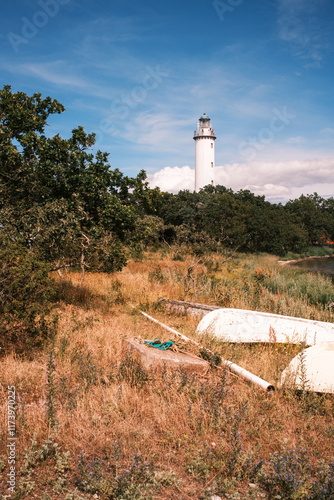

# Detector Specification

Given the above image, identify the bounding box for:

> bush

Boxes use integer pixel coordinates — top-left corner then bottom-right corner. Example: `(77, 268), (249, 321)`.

(0, 241), (58, 354)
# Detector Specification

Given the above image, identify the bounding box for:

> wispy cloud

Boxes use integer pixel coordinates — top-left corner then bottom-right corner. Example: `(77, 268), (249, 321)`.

(3, 58), (145, 101)
(120, 111), (192, 157)
(276, 0), (330, 67)
(287, 136), (306, 144)
(320, 128), (334, 136)
(12, 61), (88, 88)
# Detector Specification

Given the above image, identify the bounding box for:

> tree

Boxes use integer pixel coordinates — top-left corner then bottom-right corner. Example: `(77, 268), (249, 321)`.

(0, 85), (141, 278)
(197, 190), (250, 247)
(285, 194), (333, 245)
(245, 204), (308, 255)
(157, 190), (201, 227)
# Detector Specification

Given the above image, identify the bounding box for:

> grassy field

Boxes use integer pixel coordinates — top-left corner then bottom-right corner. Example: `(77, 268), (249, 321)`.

(0, 249), (334, 499)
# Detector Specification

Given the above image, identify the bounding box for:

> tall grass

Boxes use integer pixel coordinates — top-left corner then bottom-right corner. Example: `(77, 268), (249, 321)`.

(0, 248), (333, 499)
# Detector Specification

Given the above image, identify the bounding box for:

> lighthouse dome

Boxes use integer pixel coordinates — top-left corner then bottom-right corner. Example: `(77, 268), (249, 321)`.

(199, 112), (210, 122)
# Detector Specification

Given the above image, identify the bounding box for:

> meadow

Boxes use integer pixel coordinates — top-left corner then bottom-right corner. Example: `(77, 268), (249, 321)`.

(0, 248), (333, 499)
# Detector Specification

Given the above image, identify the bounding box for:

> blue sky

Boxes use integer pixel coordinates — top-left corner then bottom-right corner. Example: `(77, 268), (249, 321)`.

(1, 0), (334, 202)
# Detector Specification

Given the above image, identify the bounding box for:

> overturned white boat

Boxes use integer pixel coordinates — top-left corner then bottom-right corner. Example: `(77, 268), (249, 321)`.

(196, 308), (334, 345)
(280, 342), (334, 393)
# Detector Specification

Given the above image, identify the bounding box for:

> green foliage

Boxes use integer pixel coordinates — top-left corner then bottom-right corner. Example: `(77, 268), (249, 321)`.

(199, 348), (222, 368)
(130, 214), (165, 250)
(0, 240), (58, 354)
(281, 245), (334, 261)
(18, 433), (60, 495)
(286, 193), (334, 245)
(258, 449), (334, 500)
(2, 84), (334, 274)
(0, 85), (170, 355)
(76, 448), (155, 498)
(0, 85), (162, 283)
(261, 265), (334, 307)
(71, 345), (99, 389)
(2, 84), (334, 285)
(156, 187), (315, 255)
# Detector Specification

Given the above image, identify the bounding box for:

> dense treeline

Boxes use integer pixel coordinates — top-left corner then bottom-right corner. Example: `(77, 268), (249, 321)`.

(155, 187), (334, 255)
(1, 85), (334, 351)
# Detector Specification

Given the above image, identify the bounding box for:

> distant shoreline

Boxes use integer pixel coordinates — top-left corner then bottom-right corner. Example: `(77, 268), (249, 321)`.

(278, 254), (333, 266)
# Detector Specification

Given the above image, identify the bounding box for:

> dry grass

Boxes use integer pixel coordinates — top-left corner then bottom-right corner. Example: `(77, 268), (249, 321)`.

(0, 249), (333, 499)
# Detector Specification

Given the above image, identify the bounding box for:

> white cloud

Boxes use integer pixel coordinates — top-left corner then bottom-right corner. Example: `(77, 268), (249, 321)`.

(243, 184), (290, 198)
(148, 166), (194, 192)
(287, 136), (306, 144)
(216, 158), (334, 190)
(148, 158), (334, 202)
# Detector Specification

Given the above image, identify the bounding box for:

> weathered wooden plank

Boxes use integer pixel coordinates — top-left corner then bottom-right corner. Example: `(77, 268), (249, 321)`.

(159, 298), (219, 318)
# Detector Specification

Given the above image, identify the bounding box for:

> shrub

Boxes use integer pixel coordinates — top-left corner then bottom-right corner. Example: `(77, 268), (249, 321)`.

(0, 241), (58, 354)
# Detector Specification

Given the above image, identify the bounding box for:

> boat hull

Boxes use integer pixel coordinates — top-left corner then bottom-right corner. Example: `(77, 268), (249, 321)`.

(280, 342), (334, 393)
(196, 308), (334, 345)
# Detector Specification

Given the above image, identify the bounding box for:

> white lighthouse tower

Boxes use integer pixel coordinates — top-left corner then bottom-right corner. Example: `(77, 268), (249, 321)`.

(193, 113), (216, 192)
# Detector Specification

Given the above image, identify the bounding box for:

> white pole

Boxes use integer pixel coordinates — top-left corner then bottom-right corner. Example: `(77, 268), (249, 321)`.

(132, 307), (275, 392)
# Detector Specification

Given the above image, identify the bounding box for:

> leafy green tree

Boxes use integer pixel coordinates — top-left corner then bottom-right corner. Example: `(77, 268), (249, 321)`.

(323, 197), (334, 241)
(245, 204), (308, 255)
(0, 85), (140, 278)
(285, 193), (332, 245)
(156, 185), (310, 255)
(157, 190), (201, 227)
(197, 190), (250, 247)
(129, 215), (165, 251)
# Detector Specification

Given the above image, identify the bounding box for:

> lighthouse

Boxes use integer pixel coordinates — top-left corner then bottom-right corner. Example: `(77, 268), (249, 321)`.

(193, 113), (216, 192)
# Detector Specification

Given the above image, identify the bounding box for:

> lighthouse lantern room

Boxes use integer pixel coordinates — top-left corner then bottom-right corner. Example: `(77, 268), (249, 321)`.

(193, 113), (216, 192)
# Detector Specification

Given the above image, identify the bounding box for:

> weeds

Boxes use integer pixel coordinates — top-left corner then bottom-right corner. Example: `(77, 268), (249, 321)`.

(58, 374), (80, 411)
(226, 402), (248, 476)
(1, 249), (333, 498)
(71, 345), (99, 389)
(76, 447), (155, 498)
(308, 460), (334, 499)
(64, 490), (88, 500)
(259, 449), (334, 499)
(76, 451), (102, 493)
(45, 351), (58, 429)
(148, 264), (166, 284)
(117, 350), (149, 388)
(186, 407), (263, 493)
(17, 432), (64, 496)
(16, 392), (27, 429)
(54, 449), (71, 493)
(200, 348), (222, 368)
(112, 454), (154, 498)
(108, 279), (124, 304)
